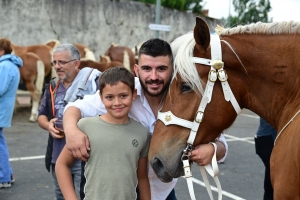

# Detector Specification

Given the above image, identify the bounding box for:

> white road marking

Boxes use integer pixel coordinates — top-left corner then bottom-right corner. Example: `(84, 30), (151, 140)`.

(180, 177), (246, 200)
(225, 135), (255, 144)
(9, 155), (45, 161)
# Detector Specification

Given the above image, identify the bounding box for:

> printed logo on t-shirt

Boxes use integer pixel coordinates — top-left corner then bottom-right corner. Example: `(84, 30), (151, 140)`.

(132, 139), (138, 147)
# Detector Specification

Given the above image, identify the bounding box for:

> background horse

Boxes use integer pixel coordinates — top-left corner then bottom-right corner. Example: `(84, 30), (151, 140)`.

(12, 43), (54, 83)
(149, 17), (300, 199)
(79, 60), (124, 71)
(18, 52), (45, 122)
(104, 43), (135, 72)
(44, 40), (97, 61)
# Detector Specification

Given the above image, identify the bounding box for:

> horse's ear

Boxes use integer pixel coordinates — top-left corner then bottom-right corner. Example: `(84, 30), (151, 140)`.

(194, 17), (210, 50)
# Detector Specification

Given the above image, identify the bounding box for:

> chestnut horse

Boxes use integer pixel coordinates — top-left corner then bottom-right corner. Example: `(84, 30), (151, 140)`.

(79, 60), (124, 71)
(12, 43), (53, 83)
(104, 44), (135, 72)
(44, 39), (96, 61)
(149, 17), (300, 199)
(18, 52), (45, 122)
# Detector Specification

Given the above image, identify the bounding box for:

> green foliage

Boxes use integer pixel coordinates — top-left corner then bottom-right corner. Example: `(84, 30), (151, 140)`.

(229, 0), (271, 27)
(185, 0), (204, 14)
(133, 0), (204, 13)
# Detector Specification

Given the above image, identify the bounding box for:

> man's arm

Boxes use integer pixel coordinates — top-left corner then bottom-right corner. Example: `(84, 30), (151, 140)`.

(55, 146), (78, 200)
(137, 157), (151, 200)
(63, 106), (90, 161)
(190, 133), (227, 166)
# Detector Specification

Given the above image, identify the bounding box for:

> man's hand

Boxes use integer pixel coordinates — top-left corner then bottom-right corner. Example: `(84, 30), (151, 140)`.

(65, 128), (90, 162)
(48, 118), (63, 139)
(190, 143), (214, 166)
(63, 106), (90, 162)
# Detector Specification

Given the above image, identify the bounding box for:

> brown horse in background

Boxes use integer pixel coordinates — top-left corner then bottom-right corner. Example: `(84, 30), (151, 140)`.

(18, 52), (45, 122)
(44, 40), (96, 61)
(149, 17), (300, 199)
(79, 60), (124, 72)
(104, 43), (135, 72)
(12, 43), (53, 83)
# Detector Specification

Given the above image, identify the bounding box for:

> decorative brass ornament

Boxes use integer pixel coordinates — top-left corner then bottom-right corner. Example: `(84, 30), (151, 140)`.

(165, 115), (172, 122)
(212, 59), (224, 70)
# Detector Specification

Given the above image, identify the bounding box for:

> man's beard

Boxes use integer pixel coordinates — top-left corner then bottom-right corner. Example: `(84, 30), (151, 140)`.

(139, 78), (171, 97)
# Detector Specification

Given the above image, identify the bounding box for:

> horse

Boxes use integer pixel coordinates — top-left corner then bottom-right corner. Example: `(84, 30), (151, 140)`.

(79, 59), (124, 71)
(104, 43), (135, 72)
(131, 42), (143, 64)
(12, 43), (54, 83)
(148, 17), (300, 199)
(44, 39), (96, 61)
(18, 52), (45, 122)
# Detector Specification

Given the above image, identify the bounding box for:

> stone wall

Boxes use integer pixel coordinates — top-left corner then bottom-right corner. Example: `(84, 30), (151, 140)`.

(0, 0), (221, 57)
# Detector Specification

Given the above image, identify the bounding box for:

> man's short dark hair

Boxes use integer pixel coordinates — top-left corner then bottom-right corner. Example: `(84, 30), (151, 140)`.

(138, 38), (173, 66)
(99, 66), (135, 94)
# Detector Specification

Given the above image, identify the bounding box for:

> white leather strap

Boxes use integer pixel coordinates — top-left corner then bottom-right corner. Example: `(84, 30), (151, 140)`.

(199, 142), (222, 200)
(191, 57), (212, 66)
(157, 111), (194, 129)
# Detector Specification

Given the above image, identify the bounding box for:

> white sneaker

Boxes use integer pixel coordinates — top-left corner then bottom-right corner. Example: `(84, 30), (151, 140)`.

(0, 182), (11, 188)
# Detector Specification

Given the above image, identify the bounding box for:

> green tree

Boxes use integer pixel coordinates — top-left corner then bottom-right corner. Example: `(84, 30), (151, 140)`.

(229, 0), (271, 27)
(133, 0), (204, 13)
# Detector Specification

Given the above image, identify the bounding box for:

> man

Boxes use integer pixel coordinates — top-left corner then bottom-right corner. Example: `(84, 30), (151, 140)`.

(37, 44), (99, 200)
(63, 38), (227, 199)
(0, 38), (22, 188)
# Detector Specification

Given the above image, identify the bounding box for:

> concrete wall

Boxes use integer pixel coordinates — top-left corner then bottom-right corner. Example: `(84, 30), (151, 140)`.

(0, 0), (221, 57)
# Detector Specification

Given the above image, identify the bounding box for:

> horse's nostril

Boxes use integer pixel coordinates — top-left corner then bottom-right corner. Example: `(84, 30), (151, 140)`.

(152, 157), (164, 170)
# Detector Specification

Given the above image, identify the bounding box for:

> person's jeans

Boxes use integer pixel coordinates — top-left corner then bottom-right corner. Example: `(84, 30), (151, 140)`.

(51, 159), (81, 200)
(0, 128), (13, 183)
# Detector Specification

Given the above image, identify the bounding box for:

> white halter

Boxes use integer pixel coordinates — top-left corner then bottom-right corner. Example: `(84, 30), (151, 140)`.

(157, 34), (242, 200)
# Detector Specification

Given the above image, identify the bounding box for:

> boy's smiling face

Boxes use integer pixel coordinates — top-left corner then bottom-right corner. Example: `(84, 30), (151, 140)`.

(100, 81), (137, 124)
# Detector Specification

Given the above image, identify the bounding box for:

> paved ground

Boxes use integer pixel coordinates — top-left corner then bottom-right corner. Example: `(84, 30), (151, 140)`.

(0, 107), (264, 200)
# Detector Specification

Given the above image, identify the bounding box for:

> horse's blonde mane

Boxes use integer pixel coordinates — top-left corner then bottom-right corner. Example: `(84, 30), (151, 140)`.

(171, 32), (204, 95)
(216, 21), (300, 36)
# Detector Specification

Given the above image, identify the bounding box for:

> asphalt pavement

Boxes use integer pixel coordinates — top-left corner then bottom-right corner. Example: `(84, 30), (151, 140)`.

(0, 107), (263, 200)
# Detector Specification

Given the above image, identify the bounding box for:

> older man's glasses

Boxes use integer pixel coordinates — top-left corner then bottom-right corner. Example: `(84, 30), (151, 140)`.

(51, 59), (77, 67)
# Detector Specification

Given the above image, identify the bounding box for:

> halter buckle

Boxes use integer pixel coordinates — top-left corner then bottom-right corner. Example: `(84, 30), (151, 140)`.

(194, 111), (204, 123)
(217, 69), (228, 82)
(208, 70), (217, 82)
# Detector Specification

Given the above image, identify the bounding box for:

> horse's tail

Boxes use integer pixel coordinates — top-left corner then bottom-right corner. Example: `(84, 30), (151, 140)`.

(123, 50), (130, 71)
(50, 51), (56, 79)
(35, 60), (45, 95)
(29, 59), (45, 122)
(83, 48), (96, 61)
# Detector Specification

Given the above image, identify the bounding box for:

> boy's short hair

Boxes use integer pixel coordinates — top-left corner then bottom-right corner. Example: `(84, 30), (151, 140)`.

(99, 66), (135, 94)
(0, 38), (13, 54)
(138, 38), (173, 66)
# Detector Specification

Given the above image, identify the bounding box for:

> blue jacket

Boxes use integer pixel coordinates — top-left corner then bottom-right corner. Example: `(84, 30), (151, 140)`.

(0, 54), (23, 127)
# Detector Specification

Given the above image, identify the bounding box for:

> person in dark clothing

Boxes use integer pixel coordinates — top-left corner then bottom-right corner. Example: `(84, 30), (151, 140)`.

(255, 117), (277, 200)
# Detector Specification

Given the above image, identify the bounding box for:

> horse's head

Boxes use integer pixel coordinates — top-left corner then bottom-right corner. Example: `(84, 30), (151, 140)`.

(149, 17), (244, 182)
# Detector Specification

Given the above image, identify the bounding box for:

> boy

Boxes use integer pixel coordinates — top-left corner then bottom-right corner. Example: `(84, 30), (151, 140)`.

(55, 66), (151, 200)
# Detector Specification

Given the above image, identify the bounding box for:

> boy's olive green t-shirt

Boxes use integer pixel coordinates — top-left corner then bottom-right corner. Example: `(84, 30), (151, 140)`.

(78, 116), (150, 200)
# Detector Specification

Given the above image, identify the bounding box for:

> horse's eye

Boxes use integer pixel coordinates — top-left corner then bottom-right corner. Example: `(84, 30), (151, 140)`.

(180, 82), (191, 93)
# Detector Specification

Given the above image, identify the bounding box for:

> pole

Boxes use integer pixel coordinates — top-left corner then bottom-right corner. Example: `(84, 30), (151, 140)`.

(155, 0), (161, 38)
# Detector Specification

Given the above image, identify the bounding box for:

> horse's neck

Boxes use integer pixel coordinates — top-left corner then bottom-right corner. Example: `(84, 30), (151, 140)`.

(222, 35), (300, 129)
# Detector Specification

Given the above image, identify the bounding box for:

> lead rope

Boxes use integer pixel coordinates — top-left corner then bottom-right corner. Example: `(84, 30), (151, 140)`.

(158, 34), (242, 200)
